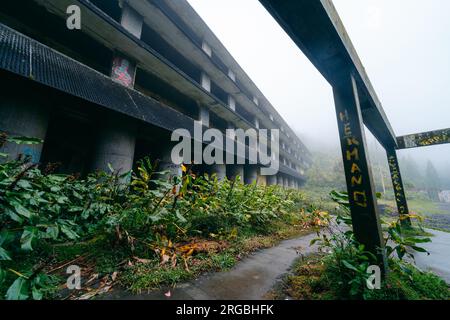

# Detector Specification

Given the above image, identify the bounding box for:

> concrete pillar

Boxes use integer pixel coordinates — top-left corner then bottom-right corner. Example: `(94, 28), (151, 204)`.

(257, 174), (267, 186)
(227, 164), (244, 182)
(208, 164), (227, 181)
(290, 178), (296, 189)
(0, 95), (48, 163)
(267, 174), (277, 186)
(228, 95), (236, 111)
(201, 73), (211, 92)
(254, 117), (260, 129)
(284, 176), (290, 189)
(91, 114), (136, 176)
(199, 106), (210, 127)
(159, 143), (183, 184)
(277, 175), (284, 187)
(244, 165), (258, 184)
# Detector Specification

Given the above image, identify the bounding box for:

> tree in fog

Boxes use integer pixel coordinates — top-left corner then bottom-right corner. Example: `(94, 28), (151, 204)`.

(425, 160), (441, 201)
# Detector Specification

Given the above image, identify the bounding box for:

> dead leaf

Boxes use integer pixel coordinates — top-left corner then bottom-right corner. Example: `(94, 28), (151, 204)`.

(133, 256), (152, 264)
(160, 254), (170, 265)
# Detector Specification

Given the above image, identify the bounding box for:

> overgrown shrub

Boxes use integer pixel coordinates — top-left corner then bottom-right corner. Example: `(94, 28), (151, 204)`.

(1, 137), (309, 299)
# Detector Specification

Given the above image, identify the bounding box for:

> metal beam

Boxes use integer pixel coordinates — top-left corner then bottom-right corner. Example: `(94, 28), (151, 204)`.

(259, 0), (397, 149)
(333, 73), (387, 271)
(397, 128), (450, 149)
(386, 148), (411, 227)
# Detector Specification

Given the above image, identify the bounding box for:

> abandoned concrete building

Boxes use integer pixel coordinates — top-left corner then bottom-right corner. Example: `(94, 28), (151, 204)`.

(0, 0), (311, 188)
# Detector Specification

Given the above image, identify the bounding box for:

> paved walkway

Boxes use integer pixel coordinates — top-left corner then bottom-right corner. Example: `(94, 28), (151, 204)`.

(414, 229), (450, 284)
(102, 226), (450, 300)
(104, 232), (319, 300)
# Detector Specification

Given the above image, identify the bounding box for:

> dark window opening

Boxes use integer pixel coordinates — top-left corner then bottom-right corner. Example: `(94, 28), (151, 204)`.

(89, 0), (122, 22)
(141, 24), (202, 83)
(210, 82), (228, 106)
(41, 112), (94, 177)
(135, 69), (199, 119)
(0, 1), (113, 75)
(235, 103), (254, 126)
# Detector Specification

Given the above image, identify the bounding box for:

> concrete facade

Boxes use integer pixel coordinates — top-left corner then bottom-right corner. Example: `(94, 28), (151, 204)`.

(0, 93), (48, 163)
(0, 0), (310, 187)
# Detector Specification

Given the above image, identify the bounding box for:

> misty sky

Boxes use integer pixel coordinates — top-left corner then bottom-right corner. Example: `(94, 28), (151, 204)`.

(187, 0), (450, 173)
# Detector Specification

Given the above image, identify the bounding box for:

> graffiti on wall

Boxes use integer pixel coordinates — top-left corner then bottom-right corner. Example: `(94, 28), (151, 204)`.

(111, 56), (134, 88)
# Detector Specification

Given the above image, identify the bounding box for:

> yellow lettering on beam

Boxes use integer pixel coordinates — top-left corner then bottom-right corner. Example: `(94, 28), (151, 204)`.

(344, 124), (352, 136)
(353, 191), (368, 208)
(351, 163), (361, 174)
(339, 110), (349, 122)
(347, 137), (360, 146)
(351, 175), (362, 186)
(346, 147), (359, 161)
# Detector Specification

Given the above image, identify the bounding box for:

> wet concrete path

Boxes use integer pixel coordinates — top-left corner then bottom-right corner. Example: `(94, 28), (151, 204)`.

(414, 229), (450, 284)
(104, 232), (319, 300)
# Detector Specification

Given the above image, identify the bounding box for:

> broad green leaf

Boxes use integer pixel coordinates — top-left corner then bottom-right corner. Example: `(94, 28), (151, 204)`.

(60, 224), (79, 240)
(0, 246), (12, 261)
(45, 226), (59, 240)
(32, 286), (43, 300)
(342, 260), (358, 272)
(7, 136), (43, 145)
(6, 277), (29, 300)
(0, 152), (8, 158)
(14, 203), (34, 219)
(0, 268), (5, 286)
(20, 227), (38, 251)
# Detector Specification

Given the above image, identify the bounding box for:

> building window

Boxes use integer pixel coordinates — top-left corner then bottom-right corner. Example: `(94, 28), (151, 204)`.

(228, 95), (236, 111)
(253, 96), (259, 106)
(202, 41), (212, 57)
(201, 73), (211, 92)
(228, 69), (236, 82)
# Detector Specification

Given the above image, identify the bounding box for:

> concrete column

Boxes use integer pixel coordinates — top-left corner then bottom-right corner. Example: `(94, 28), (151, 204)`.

(254, 117), (260, 129)
(199, 106), (210, 127)
(244, 165), (258, 185)
(159, 143), (183, 184)
(201, 73), (211, 92)
(0, 95), (48, 163)
(208, 164), (227, 181)
(277, 174), (284, 187)
(267, 174), (277, 186)
(227, 164), (244, 182)
(228, 95), (236, 111)
(284, 176), (290, 189)
(257, 174), (267, 186)
(91, 114), (136, 176)
(290, 178), (296, 189)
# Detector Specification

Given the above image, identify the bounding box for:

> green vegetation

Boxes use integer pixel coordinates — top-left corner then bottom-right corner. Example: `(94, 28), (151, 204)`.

(273, 191), (449, 300)
(0, 136), (325, 299)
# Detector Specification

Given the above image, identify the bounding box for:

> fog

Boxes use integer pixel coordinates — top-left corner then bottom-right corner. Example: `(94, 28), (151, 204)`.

(187, 0), (450, 182)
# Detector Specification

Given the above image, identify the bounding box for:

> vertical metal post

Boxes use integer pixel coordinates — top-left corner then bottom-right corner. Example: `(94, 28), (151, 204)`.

(333, 74), (387, 271)
(386, 148), (412, 227)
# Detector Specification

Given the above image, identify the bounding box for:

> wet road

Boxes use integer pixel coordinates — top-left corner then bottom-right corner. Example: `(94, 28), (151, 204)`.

(103, 232), (319, 300)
